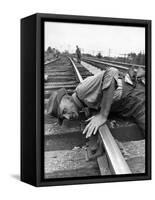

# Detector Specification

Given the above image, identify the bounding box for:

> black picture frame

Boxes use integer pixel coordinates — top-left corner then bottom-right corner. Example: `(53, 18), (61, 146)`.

(21, 13), (151, 187)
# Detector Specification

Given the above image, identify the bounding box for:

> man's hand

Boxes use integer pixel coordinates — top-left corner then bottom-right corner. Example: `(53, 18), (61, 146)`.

(83, 114), (107, 138)
(82, 71), (116, 138)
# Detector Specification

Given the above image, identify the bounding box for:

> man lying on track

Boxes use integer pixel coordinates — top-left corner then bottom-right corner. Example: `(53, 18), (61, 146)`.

(46, 67), (145, 138)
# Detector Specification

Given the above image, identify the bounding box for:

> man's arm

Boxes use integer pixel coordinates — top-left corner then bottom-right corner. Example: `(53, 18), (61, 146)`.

(83, 78), (116, 138)
(100, 78), (115, 118)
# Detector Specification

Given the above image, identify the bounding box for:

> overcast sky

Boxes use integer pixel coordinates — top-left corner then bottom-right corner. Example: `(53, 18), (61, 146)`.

(45, 22), (145, 57)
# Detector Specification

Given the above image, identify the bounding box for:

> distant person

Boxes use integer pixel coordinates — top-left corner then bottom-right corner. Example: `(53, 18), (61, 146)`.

(76, 45), (81, 64)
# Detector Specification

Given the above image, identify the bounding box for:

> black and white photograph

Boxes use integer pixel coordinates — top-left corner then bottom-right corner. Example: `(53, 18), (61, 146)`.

(44, 20), (148, 179)
(1, 0), (154, 197)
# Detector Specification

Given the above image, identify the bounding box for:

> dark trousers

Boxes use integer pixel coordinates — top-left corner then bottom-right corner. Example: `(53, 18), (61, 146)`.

(77, 56), (81, 64)
(111, 80), (145, 135)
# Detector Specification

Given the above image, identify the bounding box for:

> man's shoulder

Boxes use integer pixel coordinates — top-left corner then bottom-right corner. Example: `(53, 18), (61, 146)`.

(76, 72), (104, 90)
(107, 67), (119, 73)
(83, 72), (104, 83)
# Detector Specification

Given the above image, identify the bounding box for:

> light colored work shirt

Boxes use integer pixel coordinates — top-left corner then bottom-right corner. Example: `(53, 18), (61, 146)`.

(75, 67), (122, 110)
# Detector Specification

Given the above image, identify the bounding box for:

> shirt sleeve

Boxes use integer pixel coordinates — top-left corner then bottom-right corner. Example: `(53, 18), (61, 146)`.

(102, 67), (119, 90)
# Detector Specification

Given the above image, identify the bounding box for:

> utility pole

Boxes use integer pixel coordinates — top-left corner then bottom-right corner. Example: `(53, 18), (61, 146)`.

(120, 53), (128, 63)
(108, 48), (111, 57)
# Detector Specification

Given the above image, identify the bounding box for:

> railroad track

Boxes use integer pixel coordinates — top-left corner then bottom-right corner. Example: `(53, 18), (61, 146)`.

(98, 58), (145, 69)
(44, 56), (91, 104)
(82, 57), (145, 73)
(44, 55), (144, 179)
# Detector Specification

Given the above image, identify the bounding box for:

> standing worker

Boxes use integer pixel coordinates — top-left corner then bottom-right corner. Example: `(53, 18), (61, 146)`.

(76, 45), (81, 64)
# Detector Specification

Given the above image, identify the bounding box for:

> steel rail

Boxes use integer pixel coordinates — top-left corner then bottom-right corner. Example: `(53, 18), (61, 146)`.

(100, 58), (145, 69)
(99, 125), (131, 174)
(68, 56), (132, 175)
(83, 57), (129, 71)
(83, 57), (145, 69)
(67, 56), (84, 83)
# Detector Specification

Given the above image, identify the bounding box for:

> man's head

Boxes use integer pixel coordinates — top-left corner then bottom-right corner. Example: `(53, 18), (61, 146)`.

(128, 66), (137, 81)
(136, 67), (145, 78)
(46, 88), (79, 125)
(59, 95), (79, 121)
